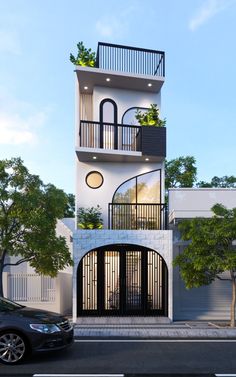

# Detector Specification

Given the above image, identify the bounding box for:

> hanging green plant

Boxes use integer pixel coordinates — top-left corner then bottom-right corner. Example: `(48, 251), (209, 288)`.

(135, 104), (166, 127)
(77, 205), (103, 229)
(70, 42), (96, 67)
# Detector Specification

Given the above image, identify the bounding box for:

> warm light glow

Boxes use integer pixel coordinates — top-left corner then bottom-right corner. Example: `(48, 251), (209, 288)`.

(84, 86), (88, 90)
(106, 78), (111, 82)
(145, 158), (149, 161)
(148, 83), (152, 87)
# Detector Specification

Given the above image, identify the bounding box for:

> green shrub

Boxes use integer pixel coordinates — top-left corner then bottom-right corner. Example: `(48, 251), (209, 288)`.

(77, 205), (103, 229)
(70, 42), (96, 67)
(135, 104), (166, 127)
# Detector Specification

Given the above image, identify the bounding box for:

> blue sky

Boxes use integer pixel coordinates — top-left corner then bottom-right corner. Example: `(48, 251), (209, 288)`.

(0, 0), (236, 193)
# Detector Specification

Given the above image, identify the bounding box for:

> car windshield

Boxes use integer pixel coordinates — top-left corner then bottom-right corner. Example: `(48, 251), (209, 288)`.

(0, 297), (24, 311)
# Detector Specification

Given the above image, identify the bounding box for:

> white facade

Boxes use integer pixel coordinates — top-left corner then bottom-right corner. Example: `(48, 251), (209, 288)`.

(76, 161), (165, 228)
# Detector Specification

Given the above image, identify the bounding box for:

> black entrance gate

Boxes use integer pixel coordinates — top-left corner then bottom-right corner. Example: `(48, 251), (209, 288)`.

(77, 244), (168, 316)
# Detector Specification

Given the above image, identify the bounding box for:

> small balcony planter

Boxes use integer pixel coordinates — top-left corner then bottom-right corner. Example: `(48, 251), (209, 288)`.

(142, 126), (166, 158)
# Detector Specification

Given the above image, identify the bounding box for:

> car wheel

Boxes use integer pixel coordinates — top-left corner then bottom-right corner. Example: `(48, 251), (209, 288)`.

(0, 332), (27, 364)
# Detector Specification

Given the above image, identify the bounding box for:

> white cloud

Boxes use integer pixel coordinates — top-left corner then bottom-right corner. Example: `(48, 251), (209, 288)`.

(95, 18), (127, 38)
(95, 6), (136, 39)
(0, 30), (21, 55)
(0, 111), (46, 145)
(189, 0), (236, 31)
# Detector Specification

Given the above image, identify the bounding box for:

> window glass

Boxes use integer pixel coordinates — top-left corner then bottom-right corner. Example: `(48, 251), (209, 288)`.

(113, 177), (136, 203)
(122, 107), (148, 125)
(137, 170), (161, 203)
(113, 170), (161, 204)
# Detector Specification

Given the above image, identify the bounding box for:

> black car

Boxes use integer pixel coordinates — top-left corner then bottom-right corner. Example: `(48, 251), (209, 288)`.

(0, 297), (74, 364)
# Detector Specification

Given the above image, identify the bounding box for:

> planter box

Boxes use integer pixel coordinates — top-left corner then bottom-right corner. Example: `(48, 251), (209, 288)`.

(141, 126), (166, 158)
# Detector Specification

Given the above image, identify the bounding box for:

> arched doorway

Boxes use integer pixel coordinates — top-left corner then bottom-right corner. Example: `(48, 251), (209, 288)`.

(99, 98), (118, 149)
(77, 244), (168, 316)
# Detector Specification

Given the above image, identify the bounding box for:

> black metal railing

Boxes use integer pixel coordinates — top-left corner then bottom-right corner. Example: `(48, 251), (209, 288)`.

(80, 120), (142, 151)
(96, 42), (165, 77)
(108, 203), (167, 230)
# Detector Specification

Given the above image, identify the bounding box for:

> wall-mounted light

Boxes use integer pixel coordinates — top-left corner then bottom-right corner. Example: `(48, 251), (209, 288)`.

(106, 78), (111, 82)
(145, 158), (149, 161)
(93, 156), (97, 160)
(84, 86), (88, 90)
(147, 83), (152, 87)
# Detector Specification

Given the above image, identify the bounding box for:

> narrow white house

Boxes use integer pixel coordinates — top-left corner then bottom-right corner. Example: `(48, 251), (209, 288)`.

(72, 41), (236, 323)
(73, 42), (172, 322)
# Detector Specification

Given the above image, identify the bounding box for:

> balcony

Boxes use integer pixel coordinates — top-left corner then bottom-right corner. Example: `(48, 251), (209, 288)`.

(75, 42), (165, 94)
(96, 42), (165, 77)
(77, 121), (166, 162)
(108, 203), (167, 230)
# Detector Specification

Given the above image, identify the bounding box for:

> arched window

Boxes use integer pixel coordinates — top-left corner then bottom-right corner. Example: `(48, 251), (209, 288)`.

(121, 107), (149, 125)
(112, 169), (161, 204)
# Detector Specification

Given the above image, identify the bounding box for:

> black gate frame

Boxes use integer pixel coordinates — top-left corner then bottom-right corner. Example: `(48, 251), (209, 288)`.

(77, 244), (168, 317)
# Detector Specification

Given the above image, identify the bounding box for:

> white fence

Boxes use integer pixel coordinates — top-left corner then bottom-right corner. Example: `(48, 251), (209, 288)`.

(7, 274), (56, 302)
(3, 272), (72, 315)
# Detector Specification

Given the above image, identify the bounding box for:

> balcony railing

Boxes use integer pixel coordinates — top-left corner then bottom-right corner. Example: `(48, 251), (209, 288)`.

(96, 42), (165, 77)
(108, 203), (167, 230)
(80, 120), (141, 151)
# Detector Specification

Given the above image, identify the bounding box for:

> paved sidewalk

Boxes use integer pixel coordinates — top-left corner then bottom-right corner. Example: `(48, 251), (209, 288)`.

(74, 318), (236, 338)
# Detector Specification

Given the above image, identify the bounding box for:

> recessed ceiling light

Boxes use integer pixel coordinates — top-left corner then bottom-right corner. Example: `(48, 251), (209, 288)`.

(145, 158), (149, 161)
(84, 86), (88, 90)
(93, 156), (97, 160)
(106, 78), (111, 82)
(148, 83), (152, 87)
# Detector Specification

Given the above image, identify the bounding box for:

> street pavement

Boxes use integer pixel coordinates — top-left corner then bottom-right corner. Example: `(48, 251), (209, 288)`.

(1, 339), (236, 376)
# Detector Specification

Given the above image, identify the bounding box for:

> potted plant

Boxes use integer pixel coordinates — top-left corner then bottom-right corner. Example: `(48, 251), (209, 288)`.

(77, 205), (103, 229)
(135, 104), (166, 127)
(70, 42), (96, 67)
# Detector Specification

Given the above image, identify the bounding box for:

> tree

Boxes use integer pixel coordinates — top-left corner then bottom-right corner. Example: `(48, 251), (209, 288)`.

(173, 203), (236, 327)
(0, 157), (73, 297)
(165, 156), (197, 190)
(197, 175), (236, 188)
(64, 193), (75, 217)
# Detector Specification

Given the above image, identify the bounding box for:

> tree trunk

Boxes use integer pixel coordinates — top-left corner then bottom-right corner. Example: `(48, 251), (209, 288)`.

(0, 249), (7, 297)
(231, 275), (236, 327)
(0, 259), (4, 297)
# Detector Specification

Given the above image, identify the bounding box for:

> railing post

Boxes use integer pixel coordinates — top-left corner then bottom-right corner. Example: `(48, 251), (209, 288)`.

(114, 124), (118, 149)
(96, 43), (100, 68)
(100, 121), (103, 149)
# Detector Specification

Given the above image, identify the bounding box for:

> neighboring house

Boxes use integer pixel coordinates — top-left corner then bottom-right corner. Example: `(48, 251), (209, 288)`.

(169, 188), (236, 320)
(73, 41), (236, 323)
(3, 218), (74, 315)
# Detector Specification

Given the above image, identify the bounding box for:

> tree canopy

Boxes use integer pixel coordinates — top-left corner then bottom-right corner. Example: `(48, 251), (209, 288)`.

(165, 156), (197, 189)
(165, 156), (236, 190)
(0, 157), (73, 297)
(197, 175), (236, 188)
(173, 204), (236, 327)
(64, 193), (75, 217)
